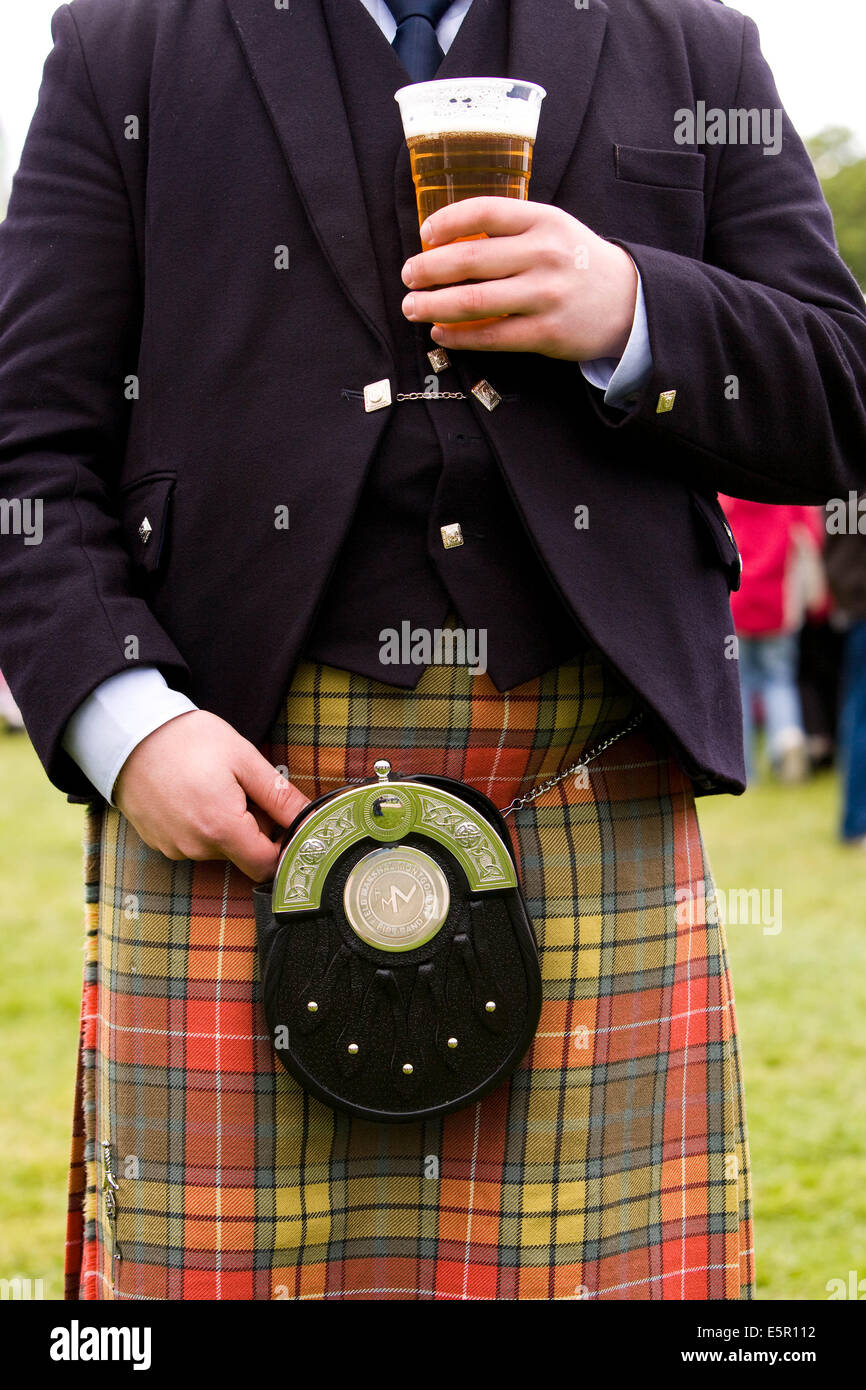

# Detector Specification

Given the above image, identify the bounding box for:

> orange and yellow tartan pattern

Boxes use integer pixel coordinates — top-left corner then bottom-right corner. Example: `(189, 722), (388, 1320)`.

(65, 647), (753, 1299)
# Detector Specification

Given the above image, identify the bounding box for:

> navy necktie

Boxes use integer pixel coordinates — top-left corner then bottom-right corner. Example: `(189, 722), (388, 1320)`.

(386, 0), (454, 82)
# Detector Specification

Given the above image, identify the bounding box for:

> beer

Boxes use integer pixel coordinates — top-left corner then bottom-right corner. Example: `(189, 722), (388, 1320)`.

(395, 78), (546, 245)
(407, 131), (534, 248)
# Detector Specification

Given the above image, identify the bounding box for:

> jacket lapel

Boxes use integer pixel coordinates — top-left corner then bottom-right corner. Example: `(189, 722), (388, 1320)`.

(507, 0), (610, 205)
(222, 0), (610, 354)
(223, 0), (394, 357)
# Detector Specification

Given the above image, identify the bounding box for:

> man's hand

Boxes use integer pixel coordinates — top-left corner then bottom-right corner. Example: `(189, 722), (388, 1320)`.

(113, 710), (310, 882)
(401, 197), (638, 362)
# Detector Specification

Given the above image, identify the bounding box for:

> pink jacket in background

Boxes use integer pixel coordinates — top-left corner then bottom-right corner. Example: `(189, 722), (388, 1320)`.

(718, 498), (827, 636)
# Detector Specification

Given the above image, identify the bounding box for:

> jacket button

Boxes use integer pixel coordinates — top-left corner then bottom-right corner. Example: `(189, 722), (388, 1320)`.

(471, 379), (502, 412)
(138, 516), (153, 544)
(440, 523), (464, 549)
(656, 389), (677, 414)
(363, 378), (392, 412)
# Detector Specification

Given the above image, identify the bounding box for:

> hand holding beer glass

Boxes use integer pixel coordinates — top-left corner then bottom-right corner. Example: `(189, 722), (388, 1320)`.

(395, 77), (544, 331)
(394, 77), (640, 361)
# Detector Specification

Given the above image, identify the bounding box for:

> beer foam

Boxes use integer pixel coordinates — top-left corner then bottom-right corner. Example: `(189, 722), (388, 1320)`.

(395, 78), (546, 140)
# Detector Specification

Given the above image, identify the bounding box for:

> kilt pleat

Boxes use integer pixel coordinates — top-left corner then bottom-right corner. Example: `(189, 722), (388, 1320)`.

(64, 647), (754, 1299)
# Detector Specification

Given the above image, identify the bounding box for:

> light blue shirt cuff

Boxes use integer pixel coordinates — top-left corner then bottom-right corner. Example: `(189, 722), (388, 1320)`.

(580, 273), (652, 409)
(61, 667), (198, 805)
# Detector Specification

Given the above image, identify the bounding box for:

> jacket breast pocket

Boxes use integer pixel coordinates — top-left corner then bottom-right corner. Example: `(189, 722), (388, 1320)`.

(606, 145), (707, 257)
(614, 144), (706, 192)
(118, 472), (176, 575)
(689, 490), (742, 592)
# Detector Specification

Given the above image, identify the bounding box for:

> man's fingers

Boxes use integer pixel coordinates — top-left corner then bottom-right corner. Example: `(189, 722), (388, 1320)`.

(238, 746), (310, 829)
(404, 273), (548, 326)
(248, 800), (278, 840)
(419, 195), (545, 247)
(217, 808), (283, 883)
(430, 312), (549, 354)
(403, 234), (528, 289)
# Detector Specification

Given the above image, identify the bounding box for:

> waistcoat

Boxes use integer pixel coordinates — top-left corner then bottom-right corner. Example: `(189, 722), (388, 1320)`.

(302, 0), (585, 689)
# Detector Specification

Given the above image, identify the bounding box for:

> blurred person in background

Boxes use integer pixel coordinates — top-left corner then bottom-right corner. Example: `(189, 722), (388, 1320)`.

(720, 497), (827, 784)
(797, 584), (845, 771)
(824, 498), (866, 846)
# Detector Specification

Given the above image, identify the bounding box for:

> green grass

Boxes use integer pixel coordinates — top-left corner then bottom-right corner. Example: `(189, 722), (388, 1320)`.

(698, 769), (866, 1301)
(0, 732), (86, 1300)
(1, 733), (864, 1300)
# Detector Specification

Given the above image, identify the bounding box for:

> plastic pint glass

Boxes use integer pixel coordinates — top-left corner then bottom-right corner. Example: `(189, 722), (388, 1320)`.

(394, 78), (546, 250)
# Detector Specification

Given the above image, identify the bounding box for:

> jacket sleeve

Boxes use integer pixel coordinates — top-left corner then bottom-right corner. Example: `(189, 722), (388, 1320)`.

(586, 13), (866, 506)
(0, 3), (190, 797)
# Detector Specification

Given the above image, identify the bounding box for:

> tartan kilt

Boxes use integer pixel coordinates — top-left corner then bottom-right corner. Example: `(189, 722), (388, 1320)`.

(64, 646), (754, 1300)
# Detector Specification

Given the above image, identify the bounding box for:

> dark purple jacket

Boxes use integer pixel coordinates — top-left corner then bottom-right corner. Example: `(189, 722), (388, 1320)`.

(1, 0), (865, 800)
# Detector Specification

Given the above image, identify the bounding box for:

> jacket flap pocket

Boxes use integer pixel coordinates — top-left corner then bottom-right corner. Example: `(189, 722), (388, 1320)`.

(690, 491), (742, 592)
(614, 144), (705, 191)
(119, 473), (176, 574)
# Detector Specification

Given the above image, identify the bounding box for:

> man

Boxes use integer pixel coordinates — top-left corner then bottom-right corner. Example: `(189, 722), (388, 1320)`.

(1, 0), (864, 1301)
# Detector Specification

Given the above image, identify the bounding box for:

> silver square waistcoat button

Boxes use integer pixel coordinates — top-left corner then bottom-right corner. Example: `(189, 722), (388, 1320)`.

(364, 379), (392, 412)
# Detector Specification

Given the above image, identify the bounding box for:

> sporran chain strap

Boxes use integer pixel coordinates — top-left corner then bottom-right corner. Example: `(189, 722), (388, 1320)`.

(395, 390), (467, 401)
(334, 710), (644, 817)
(498, 710), (645, 818)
